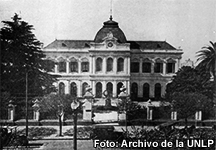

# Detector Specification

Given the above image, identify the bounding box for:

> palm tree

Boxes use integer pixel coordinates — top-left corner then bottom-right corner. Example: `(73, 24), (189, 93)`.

(196, 41), (216, 116)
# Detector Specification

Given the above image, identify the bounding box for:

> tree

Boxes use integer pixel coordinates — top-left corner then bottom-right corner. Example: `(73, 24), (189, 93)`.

(165, 66), (213, 120)
(196, 41), (216, 114)
(166, 66), (213, 100)
(171, 92), (211, 126)
(39, 93), (82, 119)
(0, 14), (57, 96)
(0, 14), (57, 119)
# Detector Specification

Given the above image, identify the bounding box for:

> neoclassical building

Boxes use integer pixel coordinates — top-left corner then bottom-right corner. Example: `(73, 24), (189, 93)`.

(43, 16), (183, 101)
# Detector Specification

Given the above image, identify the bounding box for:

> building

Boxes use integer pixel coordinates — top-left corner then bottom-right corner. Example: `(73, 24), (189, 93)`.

(43, 16), (183, 101)
(181, 58), (195, 68)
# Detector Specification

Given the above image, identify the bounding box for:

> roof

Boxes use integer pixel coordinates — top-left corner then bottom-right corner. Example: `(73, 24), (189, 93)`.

(94, 16), (127, 43)
(44, 40), (177, 50)
(44, 39), (92, 49)
(128, 41), (176, 50)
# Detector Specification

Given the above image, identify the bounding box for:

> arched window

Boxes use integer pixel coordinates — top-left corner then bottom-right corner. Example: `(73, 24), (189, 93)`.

(58, 61), (66, 72)
(96, 82), (102, 98)
(82, 82), (88, 96)
(143, 83), (150, 99)
(106, 82), (113, 97)
(131, 82), (138, 100)
(155, 83), (161, 99)
(117, 58), (124, 72)
(59, 82), (65, 95)
(107, 58), (113, 72)
(70, 82), (77, 97)
(96, 57), (103, 72)
(117, 82), (123, 96)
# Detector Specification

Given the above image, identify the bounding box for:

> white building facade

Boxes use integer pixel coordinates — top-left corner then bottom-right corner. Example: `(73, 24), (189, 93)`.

(43, 16), (183, 101)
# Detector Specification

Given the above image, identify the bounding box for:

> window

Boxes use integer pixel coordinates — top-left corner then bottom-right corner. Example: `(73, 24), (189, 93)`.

(142, 62), (151, 73)
(96, 82), (102, 98)
(117, 58), (124, 72)
(96, 58), (103, 72)
(70, 82), (77, 97)
(131, 62), (139, 73)
(154, 63), (163, 73)
(81, 62), (89, 72)
(82, 82), (88, 96)
(59, 82), (65, 95)
(143, 83), (150, 99)
(44, 59), (55, 72)
(70, 62), (78, 72)
(107, 58), (113, 72)
(58, 61), (66, 72)
(106, 82), (113, 97)
(117, 82), (123, 96)
(166, 63), (175, 73)
(155, 83), (161, 99)
(131, 82), (138, 100)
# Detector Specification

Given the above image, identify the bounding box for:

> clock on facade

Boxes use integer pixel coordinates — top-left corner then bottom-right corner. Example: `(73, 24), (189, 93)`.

(107, 42), (113, 47)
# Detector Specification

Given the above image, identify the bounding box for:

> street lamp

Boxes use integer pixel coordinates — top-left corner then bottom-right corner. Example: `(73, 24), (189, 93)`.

(71, 99), (80, 150)
(57, 104), (64, 136)
(118, 85), (129, 137)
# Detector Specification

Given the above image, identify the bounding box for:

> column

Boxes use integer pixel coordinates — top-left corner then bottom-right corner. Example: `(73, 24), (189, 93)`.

(77, 81), (81, 97)
(78, 60), (81, 74)
(32, 99), (40, 121)
(92, 81), (96, 96)
(65, 81), (70, 94)
(138, 83), (143, 97)
(151, 62), (154, 73)
(149, 84), (154, 98)
(139, 58), (142, 74)
(124, 58), (127, 74)
(55, 64), (58, 73)
(177, 59), (181, 70)
(103, 57), (107, 74)
(89, 56), (93, 74)
(171, 111), (177, 120)
(128, 57), (131, 74)
(161, 84), (166, 98)
(147, 107), (153, 120)
(195, 111), (202, 121)
(125, 57), (128, 74)
(163, 62), (166, 74)
(175, 59), (179, 72)
(113, 57), (117, 74)
(92, 57), (96, 74)
(66, 61), (70, 73)
(8, 101), (15, 121)
(126, 81), (130, 95)
(102, 81), (106, 97)
(113, 81), (117, 97)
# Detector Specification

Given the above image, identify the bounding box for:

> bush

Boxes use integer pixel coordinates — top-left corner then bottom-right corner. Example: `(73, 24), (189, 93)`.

(17, 127), (57, 139)
(64, 126), (93, 139)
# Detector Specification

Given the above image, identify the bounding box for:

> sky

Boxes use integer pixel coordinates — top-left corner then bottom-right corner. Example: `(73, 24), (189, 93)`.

(0, 0), (215, 63)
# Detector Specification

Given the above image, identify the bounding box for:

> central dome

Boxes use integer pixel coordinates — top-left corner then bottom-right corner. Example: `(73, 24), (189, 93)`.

(94, 16), (127, 43)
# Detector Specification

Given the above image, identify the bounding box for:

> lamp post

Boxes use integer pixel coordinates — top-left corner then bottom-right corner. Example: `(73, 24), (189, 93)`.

(118, 85), (129, 137)
(25, 72), (28, 138)
(57, 104), (64, 136)
(71, 100), (80, 150)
